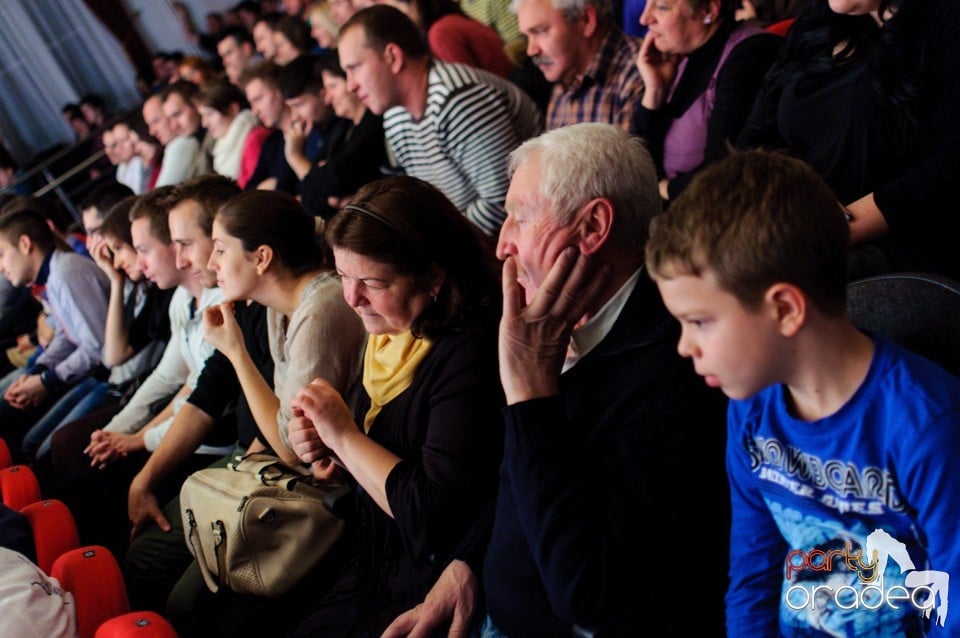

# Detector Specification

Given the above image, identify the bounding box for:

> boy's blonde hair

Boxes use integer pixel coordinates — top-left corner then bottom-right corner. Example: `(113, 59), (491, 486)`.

(646, 149), (850, 315)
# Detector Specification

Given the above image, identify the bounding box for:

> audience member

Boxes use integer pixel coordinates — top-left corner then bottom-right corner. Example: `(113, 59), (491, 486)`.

(300, 48), (387, 219)
(0, 210), (110, 462)
(516, 0), (644, 130)
(217, 27), (260, 86)
(177, 56), (219, 86)
(235, 0), (263, 28)
(286, 175), (505, 637)
(273, 14), (315, 64)
(737, 0), (960, 280)
(79, 182), (136, 275)
(646, 147), (960, 637)
(277, 55), (344, 207)
(156, 81), (213, 186)
(112, 121), (150, 195)
(382, 0), (516, 77)
(252, 11), (284, 60)
(240, 61), (300, 193)
(630, 0), (781, 201)
(338, 5), (541, 235)
(79, 93), (108, 131)
(53, 179), (233, 558)
(193, 80), (260, 182)
(62, 103), (89, 140)
(385, 123), (729, 636)
(121, 178), (278, 613)
(0, 147), (29, 196)
(461, 0), (523, 54)
(284, 0), (309, 16)
(29, 196), (170, 465)
(129, 114), (164, 191)
(0, 548), (76, 638)
(307, 0), (341, 49)
(328, 0), (357, 24)
(162, 190), (366, 635)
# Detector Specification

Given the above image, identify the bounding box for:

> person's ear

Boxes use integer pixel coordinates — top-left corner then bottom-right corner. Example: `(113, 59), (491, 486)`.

(427, 265), (446, 299)
(383, 43), (404, 73)
(577, 197), (614, 256)
(17, 234), (32, 255)
(765, 283), (806, 337)
(254, 245), (274, 275)
(582, 4), (599, 38)
(702, 0), (722, 24)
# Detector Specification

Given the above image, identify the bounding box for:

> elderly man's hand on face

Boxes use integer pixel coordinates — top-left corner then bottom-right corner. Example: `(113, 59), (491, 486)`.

(498, 246), (609, 405)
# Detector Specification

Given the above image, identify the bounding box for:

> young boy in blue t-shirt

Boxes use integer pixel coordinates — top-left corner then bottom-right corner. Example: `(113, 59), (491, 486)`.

(646, 149), (960, 637)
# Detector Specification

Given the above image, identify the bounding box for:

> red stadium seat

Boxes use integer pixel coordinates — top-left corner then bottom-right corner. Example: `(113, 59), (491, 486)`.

(95, 611), (179, 638)
(0, 437), (12, 469)
(52, 546), (131, 638)
(0, 464), (42, 510)
(21, 499), (81, 574)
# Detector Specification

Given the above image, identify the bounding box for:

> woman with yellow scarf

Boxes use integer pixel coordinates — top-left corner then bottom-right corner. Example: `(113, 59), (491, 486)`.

(287, 175), (504, 637)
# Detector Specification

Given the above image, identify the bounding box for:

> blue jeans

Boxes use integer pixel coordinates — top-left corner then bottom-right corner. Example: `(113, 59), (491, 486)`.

(481, 615), (507, 638)
(22, 377), (109, 461)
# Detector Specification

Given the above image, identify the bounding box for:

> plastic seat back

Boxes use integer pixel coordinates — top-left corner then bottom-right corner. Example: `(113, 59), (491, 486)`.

(0, 437), (12, 469)
(95, 611), (179, 638)
(0, 464), (42, 510)
(847, 272), (960, 377)
(52, 546), (131, 638)
(21, 499), (81, 573)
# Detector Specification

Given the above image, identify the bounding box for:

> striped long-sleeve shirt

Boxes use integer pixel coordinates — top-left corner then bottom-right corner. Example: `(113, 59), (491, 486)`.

(383, 61), (542, 236)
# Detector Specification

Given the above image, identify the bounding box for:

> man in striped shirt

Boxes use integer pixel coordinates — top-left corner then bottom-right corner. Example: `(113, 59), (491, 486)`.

(338, 5), (542, 236)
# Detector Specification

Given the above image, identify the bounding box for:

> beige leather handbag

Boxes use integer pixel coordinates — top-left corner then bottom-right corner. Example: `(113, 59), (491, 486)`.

(180, 453), (347, 597)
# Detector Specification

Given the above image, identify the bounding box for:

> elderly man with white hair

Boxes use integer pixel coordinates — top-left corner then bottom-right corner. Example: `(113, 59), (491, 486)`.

(383, 122), (730, 637)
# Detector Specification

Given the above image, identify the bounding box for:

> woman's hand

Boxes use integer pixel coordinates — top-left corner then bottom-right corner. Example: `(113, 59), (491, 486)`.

(288, 412), (346, 480)
(287, 412), (332, 464)
(92, 241), (123, 283)
(637, 34), (681, 110)
(291, 378), (356, 453)
(202, 302), (243, 360)
(845, 192), (889, 245)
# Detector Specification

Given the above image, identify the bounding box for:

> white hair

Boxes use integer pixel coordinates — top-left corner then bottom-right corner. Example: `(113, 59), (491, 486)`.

(509, 0), (613, 21)
(508, 123), (661, 252)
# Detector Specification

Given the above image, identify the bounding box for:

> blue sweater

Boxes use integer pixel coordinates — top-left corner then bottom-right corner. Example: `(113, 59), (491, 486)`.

(726, 337), (960, 637)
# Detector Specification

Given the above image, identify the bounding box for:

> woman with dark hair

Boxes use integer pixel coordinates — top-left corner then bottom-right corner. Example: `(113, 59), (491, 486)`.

(737, 0), (960, 279)
(382, 0), (515, 77)
(286, 175), (505, 637)
(163, 190), (367, 637)
(203, 190), (365, 467)
(300, 49), (387, 219)
(128, 115), (163, 191)
(630, 0), (782, 201)
(193, 80), (262, 184)
(273, 14), (314, 64)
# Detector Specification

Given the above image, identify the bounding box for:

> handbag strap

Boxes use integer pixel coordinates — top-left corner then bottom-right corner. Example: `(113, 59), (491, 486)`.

(184, 509), (222, 594)
(230, 453), (313, 483)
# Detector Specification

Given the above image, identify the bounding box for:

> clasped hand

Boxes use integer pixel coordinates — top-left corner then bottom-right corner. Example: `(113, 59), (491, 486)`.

(4, 374), (47, 409)
(288, 379), (354, 480)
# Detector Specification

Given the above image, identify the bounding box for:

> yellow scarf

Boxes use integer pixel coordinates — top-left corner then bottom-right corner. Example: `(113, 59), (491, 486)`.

(362, 331), (433, 433)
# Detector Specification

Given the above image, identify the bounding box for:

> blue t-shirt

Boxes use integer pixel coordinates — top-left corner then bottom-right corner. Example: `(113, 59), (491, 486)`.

(726, 337), (960, 637)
